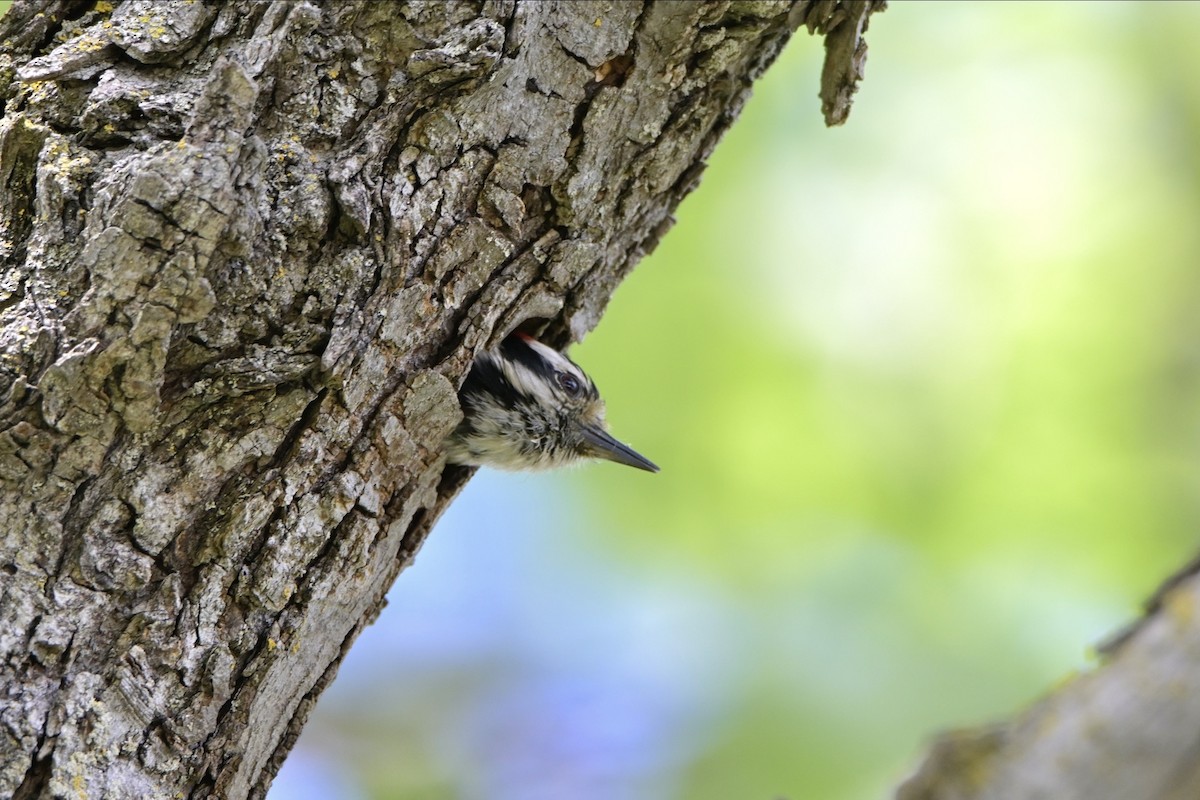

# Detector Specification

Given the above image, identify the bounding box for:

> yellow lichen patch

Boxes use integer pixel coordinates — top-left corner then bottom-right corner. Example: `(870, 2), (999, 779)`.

(1052, 669), (1080, 692)
(594, 17), (602, 26)
(44, 143), (93, 180)
(85, 34), (107, 51)
(95, 0), (115, 12)
(1165, 588), (1196, 629)
(40, 139), (82, 177)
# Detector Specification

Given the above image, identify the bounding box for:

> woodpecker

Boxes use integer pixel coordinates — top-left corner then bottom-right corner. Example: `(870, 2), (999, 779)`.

(444, 332), (659, 473)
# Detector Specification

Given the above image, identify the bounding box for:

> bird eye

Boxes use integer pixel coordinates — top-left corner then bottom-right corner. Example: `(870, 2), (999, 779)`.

(557, 371), (581, 395)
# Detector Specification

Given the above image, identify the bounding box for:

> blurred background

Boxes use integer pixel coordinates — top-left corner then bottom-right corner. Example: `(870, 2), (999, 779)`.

(4, 0), (1199, 797)
(270, 4), (1200, 799)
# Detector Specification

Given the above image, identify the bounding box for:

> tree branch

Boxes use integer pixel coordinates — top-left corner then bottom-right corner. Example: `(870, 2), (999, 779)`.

(899, 557), (1200, 800)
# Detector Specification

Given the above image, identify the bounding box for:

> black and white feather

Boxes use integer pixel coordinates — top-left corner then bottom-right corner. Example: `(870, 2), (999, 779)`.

(444, 333), (658, 473)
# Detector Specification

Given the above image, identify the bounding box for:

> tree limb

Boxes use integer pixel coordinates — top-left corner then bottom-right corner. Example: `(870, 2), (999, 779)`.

(898, 558), (1200, 800)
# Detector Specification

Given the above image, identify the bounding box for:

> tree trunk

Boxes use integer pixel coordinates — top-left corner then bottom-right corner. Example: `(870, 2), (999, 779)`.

(0, 1), (881, 797)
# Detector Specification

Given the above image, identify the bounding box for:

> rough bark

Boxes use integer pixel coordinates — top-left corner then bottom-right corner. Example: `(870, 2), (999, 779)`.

(897, 558), (1200, 800)
(0, 1), (883, 798)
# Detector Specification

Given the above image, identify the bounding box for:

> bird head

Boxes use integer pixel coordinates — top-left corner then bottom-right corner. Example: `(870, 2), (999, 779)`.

(444, 333), (659, 473)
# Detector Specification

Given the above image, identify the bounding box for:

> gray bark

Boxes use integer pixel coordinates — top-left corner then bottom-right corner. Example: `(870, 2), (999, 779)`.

(898, 558), (1200, 800)
(0, 1), (882, 797)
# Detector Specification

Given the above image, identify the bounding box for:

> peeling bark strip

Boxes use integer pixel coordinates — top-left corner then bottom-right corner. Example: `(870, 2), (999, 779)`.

(793, 0), (885, 125)
(0, 1), (880, 798)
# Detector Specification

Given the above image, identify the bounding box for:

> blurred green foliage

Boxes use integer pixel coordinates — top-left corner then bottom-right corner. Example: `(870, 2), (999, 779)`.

(570, 2), (1200, 796)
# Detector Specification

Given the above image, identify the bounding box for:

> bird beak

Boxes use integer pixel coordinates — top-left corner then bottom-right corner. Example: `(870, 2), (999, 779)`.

(579, 425), (660, 473)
